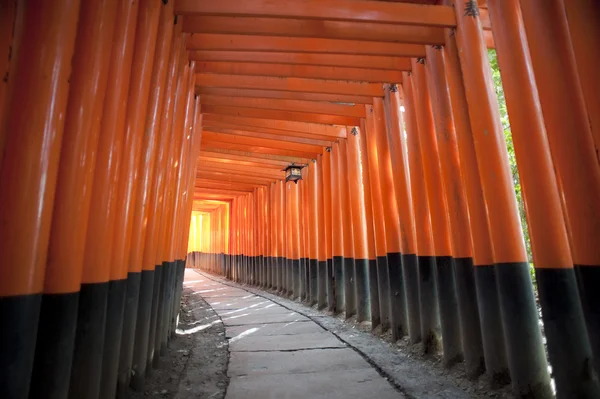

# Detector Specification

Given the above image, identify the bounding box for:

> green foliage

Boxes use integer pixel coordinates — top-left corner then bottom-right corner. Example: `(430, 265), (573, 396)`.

(487, 50), (535, 280)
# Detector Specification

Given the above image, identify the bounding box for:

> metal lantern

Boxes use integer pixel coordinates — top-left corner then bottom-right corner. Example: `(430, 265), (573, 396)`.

(283, 163), (304, 184)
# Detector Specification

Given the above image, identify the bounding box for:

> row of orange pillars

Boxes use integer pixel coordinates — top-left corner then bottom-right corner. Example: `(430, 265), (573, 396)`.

(190, 2), (600, 399)
(0, 1), (204, 399)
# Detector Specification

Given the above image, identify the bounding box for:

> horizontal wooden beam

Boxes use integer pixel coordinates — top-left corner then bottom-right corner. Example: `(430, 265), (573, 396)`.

(195, 61), (403, 83)
(201, 139), (319, 159)
(181, 16), (446, 45)
(195, 178), (266, 191)
(201, 104), (360, 126)
(198, 155), (287, 170)
(194, 192), (240, 201)
(203, 121), (342, 142)
(189, 51), (411, 71)
(200, 95), (365, 118)
(204, 126), (332, 147)
(203, 114), (347, 137)
(196, 170), (276, 185)
(196, 87), (373, 105)
(198, 161), (285, 179)
(175, 0), (457, 28)
(199, 150), (292, 168)
(187, 34), (426, 57)
(196, 74), (384, 97)
(203, 131), (324, 154)
(198, 148), (312, 165)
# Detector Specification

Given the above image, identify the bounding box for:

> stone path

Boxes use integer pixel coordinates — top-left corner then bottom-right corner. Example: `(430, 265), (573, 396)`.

(184, 269), (403, 399)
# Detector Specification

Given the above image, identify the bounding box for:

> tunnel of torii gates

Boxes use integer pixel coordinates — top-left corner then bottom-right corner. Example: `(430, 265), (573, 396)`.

(0, 0), (599, 398)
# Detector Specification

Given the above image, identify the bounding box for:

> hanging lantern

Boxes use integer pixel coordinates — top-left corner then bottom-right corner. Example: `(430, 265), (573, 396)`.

(283, 163), (304, 184)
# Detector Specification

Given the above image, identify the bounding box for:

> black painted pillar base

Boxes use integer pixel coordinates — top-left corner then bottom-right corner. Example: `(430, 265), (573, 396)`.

(453, 257), (484, 379)
(473, 265), (509, 386)
(286, 258), (293, 297)
(376, 256), (390, 331)
(495, 262), (552, 398)
(368, 259), (380, 328)
(301, 258), (309, 302)
(343, 257), (356, 319)
(171, 259), (186, 336)
(309, 259), (318, 306)
(536, 268), (599, 398)
(117, 271), (141, 395)
(318, 260), (328, 309)
(147, 264), (163, 370)
(30, 292), (77, 399)
(387, 252), (407, 341)
(417, 255), (440, 355)
(69, 281), (109, 399)
(0, 294), (41, 399)
(434, 256), (462, 367)
(326, 258), (335, 311)
(354, 258), (372, 324)
(292, 259), (300, 300)
(576, 265), (600, 377)
(130, 269), (155, 391)
(99, 279), (128, 399)
(402, 254), (421, 344)
(333, 256), (344, 314)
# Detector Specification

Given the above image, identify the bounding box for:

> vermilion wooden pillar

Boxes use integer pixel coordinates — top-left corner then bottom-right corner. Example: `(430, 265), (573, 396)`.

(383, 86), (421, 344)
(451, 0), (551, 395)
(442, 23), (508, 384)
(373, 96), (407, 341)
(426, 46), (485, 378)
(322, 149), (335, 310)
(365, 104), (391, 331)
(517, 1), (600, 395)
(330, 143), (345, 313)
(112, 1), (161, 391)
(0, 1), (80, 397)
(402, 72), (441, 355)
(411, 60), (462, 365)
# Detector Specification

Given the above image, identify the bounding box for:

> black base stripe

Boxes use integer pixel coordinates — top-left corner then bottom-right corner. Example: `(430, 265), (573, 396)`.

(309, 259), (318, 306)
(473, 265), (510, 386)
(387, 252), (407, 341)
(147, 264), (162, 369)
(434, 256), (462, 366)
(130, 269), (155, 391)
(99, 279), (127, 399)
(333, 256), (345, 314)
(575, 265), (600, 377)
(495, 262), (552, 397)
(69, 281), (109, 399)
(453, 257), (484, 379)
(417, 255), (441, 355)
(117, 272), (141, 394)
(401, 254), (420, 344)
(376, 256), (390, 331)
(30, 292), (76, 399)
(317, 260), (328, 310)
(326, 258), (335, 311)
(342, 257), (356, 319)
(535, 268), (599, 398)
(354, 258), (371, 324)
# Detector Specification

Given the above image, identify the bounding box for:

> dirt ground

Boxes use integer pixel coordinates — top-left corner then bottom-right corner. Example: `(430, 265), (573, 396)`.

(123, 288), (229, 399)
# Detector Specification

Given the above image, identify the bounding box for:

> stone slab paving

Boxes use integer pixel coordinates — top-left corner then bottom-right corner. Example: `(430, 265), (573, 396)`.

(186, 270), (403, 399)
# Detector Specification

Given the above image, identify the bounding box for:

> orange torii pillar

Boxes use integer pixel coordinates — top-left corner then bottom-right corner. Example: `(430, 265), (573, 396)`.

(402, 73), (441, 355)
(383, 86), (420, 343)
(300, 168), (311, 302)
(0, 2), (80, 397)
(269, 182), (277, 288)
(291, 182), (302, 299)
(411, 58), (463, 366)
(316, 155), (328, 309)
(307, 163), (319, 305)
(330, 143), (345, 313)
(426, 46), (485, 378)
(285, 182), (293, 295)
(23, 1), (117, 398)
(373, 95), (407, 340)
(512, 0), (600, 395)
(451, 0), (551, 395)
(337, 139), (357, 318)
(365, 104), (392, 331)
(442, 23), (509, 382)
(322, 150), (335, 310)
(346, 126), (379, 326)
